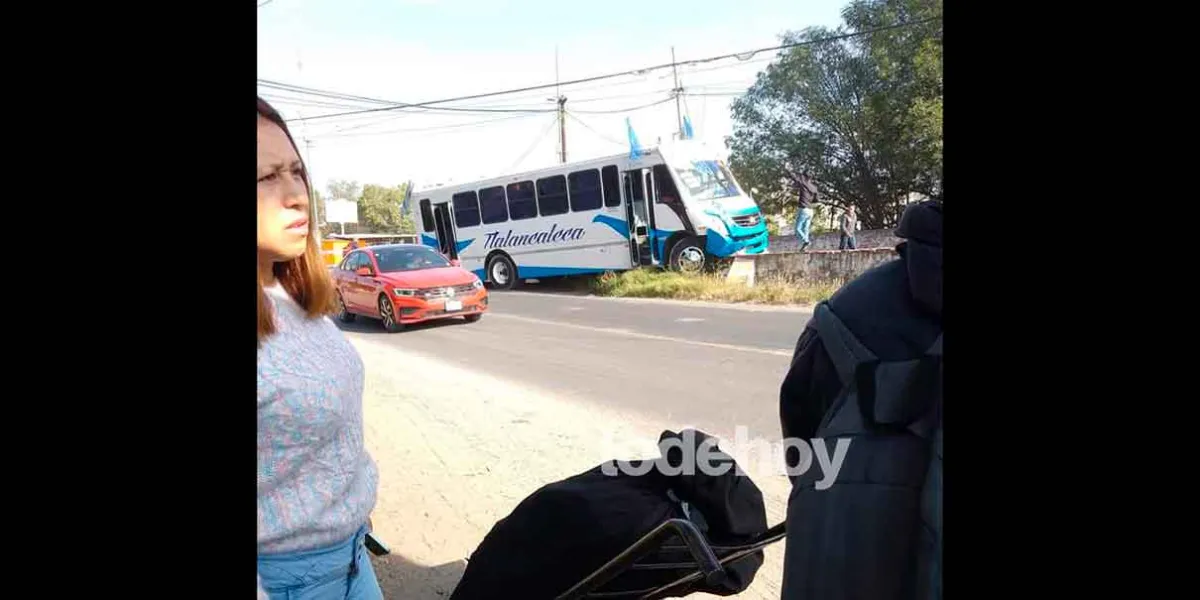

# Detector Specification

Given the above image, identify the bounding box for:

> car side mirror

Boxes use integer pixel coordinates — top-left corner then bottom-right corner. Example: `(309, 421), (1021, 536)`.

(355, 267), (373, 277)
(449, 259), (461, 267)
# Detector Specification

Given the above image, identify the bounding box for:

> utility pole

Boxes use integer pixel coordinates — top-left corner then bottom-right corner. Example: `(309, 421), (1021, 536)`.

(671, 46), (684, 139)
(557, 96), (567, 163)
(554, 46), (567, 163)
(297, 51), (324, 255)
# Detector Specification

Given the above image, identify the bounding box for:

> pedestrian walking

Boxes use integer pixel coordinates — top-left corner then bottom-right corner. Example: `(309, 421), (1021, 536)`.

(839, 205), (858, 250)
(778, 200), (942, 600)
(794, 171), (818, 252)
(257, 96), (383, 600)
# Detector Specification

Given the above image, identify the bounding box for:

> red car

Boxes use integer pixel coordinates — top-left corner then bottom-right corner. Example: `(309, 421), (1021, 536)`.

(331, 243), (488, 332)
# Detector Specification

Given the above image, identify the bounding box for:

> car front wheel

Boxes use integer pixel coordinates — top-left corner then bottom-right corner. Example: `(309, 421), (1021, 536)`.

(378, 295), (404, 333)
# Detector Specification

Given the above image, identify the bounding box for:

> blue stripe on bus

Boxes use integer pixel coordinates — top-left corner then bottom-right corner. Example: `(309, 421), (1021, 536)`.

(516, 265), (613, 279)
(592, 214), (629, 239)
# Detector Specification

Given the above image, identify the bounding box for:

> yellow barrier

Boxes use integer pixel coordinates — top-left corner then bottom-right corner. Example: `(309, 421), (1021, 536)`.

(321, 239), (351, 267)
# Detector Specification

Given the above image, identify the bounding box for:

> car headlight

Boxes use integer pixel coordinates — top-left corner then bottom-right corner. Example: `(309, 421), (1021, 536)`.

(393, 288), (417, 297)
(472, 279), (484, 289)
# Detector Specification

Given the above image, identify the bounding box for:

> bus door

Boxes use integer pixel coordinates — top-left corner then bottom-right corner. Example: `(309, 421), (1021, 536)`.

(623, 168), (659, 266)
(431, 202), (459, 260)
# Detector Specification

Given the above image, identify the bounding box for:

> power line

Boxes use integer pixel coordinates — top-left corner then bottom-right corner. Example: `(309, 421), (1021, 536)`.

(564, 112), (628, 148)
(309, 113), (541, 140)
(258, 80), (557, 114)
(508, 116), (562, 171)
(281, 16), (941, 123)
(571, 96), (676, 114)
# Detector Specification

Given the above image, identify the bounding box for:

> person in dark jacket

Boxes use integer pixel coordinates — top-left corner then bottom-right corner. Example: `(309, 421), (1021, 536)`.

(778, 199), (942, 599)
(780, 199), (941, 450)
(794, 172), (818, 252)
(838, 205), (858, 250)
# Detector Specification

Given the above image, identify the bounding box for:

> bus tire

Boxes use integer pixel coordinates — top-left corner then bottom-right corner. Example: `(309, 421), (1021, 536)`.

(486, 254), (519, 290)
(669, 237), (709, 273)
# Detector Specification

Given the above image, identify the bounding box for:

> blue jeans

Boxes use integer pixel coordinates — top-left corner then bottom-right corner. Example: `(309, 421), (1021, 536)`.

(794, 208), (814, 245)
(258, 525), (383, 600)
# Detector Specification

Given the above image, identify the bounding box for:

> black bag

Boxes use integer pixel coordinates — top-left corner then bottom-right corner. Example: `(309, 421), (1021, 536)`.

(782, 302), (942, 600)
(449, 429), (768, 599)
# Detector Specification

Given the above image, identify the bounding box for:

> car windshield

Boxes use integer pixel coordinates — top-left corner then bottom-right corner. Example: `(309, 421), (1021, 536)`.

(671, 159), (741, 201)
(372, 246), (451, 272)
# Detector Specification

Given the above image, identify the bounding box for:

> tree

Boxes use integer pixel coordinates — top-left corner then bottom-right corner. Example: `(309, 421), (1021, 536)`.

(324, 178), (360, 235)
(318, 180), (415, 235)
(726, 0), (942, 229)
(358, 184), (415, 234)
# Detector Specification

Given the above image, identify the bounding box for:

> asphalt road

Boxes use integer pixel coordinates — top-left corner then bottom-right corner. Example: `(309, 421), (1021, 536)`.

(338, 289), (815, 443)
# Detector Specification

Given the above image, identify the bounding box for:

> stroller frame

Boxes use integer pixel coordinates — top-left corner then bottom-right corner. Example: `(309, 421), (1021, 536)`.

(555, 519), (787, 600)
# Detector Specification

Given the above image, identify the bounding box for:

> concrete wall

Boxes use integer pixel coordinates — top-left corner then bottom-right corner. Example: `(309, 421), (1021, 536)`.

(767, 228), (902, 253)
(749, 248), (899, 283)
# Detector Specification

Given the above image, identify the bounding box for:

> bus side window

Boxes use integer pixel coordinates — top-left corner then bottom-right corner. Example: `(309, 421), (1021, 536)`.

(507, 181), (537, 220)
(453, 191), (481, 228)
(652, 164), (682, 205)
(568, 169), (601, 212)
(479, 186), (508, 224)
(537, 175), (569, 216)
(419, 199), (435, 232)
(601, 165), (621, 208)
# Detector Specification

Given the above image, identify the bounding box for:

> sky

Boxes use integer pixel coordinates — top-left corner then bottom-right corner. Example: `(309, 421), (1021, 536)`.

(257, 0), (846, 198)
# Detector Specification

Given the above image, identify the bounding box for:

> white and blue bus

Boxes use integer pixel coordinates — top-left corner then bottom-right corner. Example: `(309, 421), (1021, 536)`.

(412, 139), (768, 289)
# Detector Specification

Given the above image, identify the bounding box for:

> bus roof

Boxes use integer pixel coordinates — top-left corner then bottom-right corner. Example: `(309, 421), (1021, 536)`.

(411, 138), (723, 197)
(411, 147), (667, 197)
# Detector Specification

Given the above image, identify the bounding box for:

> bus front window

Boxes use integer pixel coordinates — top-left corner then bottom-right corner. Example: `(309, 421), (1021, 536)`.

(672, 160), (740, 201)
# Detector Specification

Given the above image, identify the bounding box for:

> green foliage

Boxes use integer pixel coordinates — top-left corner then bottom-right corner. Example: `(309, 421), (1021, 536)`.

(320, 180), (415, 235)
(727, 0), (942, 229)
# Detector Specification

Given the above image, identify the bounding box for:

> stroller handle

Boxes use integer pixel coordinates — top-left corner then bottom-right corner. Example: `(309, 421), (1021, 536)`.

(555, 518), (725, 600)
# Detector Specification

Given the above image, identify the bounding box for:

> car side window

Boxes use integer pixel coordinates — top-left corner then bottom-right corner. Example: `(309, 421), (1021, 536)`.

(347, 252), (366, 271)
(358, 252), (375, 273)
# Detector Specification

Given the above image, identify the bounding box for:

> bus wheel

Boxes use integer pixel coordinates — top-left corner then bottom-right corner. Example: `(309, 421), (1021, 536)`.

(669, 238), (708, 273)
(487, 254), (519, 290)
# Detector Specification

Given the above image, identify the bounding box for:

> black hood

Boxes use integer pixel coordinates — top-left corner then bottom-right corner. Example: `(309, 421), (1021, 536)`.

(894, 200), (942, 317)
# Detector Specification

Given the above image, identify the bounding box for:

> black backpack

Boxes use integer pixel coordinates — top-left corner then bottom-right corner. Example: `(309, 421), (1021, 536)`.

(781, 302), (941, 600)
(450, 429), (769, 600)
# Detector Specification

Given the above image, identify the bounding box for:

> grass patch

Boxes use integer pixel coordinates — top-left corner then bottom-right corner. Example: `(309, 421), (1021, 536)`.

(589, 269), (843, 306)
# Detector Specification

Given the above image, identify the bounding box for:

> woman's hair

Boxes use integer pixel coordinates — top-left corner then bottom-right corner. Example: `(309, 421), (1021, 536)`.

(257, 97), (336, 344)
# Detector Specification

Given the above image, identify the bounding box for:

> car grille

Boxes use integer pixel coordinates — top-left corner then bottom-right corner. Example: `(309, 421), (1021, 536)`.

(732, 214), (761, 227)
(419, 284), (477, 299)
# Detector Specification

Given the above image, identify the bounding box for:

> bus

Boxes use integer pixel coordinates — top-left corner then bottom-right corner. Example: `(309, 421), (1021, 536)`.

(412, 138), (768, 290)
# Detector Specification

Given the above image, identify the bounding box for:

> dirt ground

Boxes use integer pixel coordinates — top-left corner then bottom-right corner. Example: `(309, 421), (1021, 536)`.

(352, 334), (793, 599)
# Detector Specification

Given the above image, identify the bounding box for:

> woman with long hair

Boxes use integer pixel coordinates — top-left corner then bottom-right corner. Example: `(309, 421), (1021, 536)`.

(257, 96), (382, 599)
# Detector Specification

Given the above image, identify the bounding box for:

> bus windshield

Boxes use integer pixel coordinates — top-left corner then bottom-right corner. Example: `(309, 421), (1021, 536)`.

(672, 159), (741, 201)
